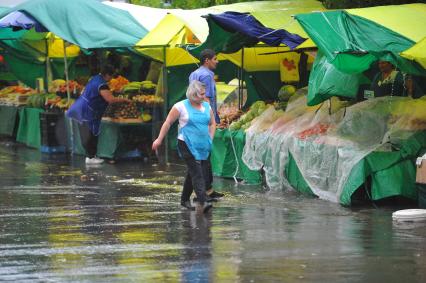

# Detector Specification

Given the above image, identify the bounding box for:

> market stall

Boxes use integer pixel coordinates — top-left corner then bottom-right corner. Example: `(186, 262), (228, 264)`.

(242, 94), (426, 205)
(0, 0), (161, 157)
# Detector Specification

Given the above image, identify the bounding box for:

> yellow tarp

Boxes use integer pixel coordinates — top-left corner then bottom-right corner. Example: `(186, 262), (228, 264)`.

(135, 0), (324, 70)
(18, 32), (80, 58)
(401, 37), (426, 69)
(346, 4), (426, 70)
(347, 4), (426, 43)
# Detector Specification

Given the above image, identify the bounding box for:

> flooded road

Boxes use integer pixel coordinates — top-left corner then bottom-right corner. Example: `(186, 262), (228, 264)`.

(0, 140), (425, 282)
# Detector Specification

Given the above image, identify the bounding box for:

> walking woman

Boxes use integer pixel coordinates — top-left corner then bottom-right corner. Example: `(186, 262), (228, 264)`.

(152, 80), (216, 213)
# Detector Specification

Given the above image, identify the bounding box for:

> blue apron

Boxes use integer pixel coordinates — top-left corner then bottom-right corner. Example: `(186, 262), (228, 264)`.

(179, 99), (212, 160)
(66, 74), (108, 136)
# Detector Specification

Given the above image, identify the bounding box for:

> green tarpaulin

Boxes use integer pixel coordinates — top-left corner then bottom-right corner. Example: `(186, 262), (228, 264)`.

(295, 10), (425, 76)
(0, 105), (19, 136)
(212, 129), (261, 184)
(286, 132), (426, 205)
(67, 119), (152, 159)
(0, 0), (148, 49)
(16, 107), (44, 149)
(215, 126), (425, 205)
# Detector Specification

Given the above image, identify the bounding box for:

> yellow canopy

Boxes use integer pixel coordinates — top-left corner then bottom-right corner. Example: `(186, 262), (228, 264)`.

(347, 3), (426, 70)
(401, 37), (426, 69)
(22, 32), (80, 58)
(135, 0), (324, 71)
(136, 14), (198, 66)
(347, 4), (426, 43)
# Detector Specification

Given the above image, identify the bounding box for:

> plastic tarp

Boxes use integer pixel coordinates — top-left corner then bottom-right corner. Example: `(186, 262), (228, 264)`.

(0, 28), (81, 87)
(102, 2), (170, 32)
(67, 118), (153, 159)
(243, 94), (426, 203)
(16, 107), (44, 149)
(0, 11), (48, 32)
(0, 0), (148, 49)
(190, 11), (306, 57)
(0, 105), (19, 136)
(306, 51), (367, 106)
(135, 0), (323, 70)
(295, 9), (426, 76)
(401, 37), (426, 70)
(136, 14), (199, 67)
(212, 129), (262, 184)
(0, 27), (80, 58)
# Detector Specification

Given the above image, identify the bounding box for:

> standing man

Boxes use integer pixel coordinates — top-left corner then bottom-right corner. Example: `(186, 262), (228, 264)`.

(189, 49), (223, 200)
(67, 65), (129, 164)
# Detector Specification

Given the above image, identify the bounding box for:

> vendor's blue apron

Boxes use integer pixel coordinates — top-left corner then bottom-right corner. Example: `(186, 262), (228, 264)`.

(179, 99), (212, 160)
(66, 75), (108, 136)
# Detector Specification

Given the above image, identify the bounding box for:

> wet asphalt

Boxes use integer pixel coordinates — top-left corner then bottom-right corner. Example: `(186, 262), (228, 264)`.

(0, 139), (425, 282)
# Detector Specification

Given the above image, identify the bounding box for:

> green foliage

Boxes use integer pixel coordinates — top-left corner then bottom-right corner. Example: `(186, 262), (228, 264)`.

(130, 0), (272, 9)
(320, 0), (424, 9)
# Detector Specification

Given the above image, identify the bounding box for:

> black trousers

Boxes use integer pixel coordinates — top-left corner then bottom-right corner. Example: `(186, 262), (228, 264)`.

(78, 123), (98, 158)
(178, 140), (210, 203)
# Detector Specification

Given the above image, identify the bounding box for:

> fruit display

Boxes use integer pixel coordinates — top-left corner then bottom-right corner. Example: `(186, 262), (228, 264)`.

(0, 86), (37, 106)
(25, 93), (75, 109)
(297, 123), (332, 140)
(132, 94), (164, 107)
(229, 101), (267, 131)
(141, 111), (152, 122)
(122, 80), (157, 95)
(275, 84), (297, 111)
(103, 101), (141, 120)
(218, 107), (243, 129)
(48, 79), (83, 98)
(109, 76), (129, 93)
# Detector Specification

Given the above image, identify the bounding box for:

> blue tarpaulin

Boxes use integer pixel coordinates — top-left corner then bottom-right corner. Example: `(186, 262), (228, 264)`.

(0, 11), (47, 32)
(210, 12), (306, 49)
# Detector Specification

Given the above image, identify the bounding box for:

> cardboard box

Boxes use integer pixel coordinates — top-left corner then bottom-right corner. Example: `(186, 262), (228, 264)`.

(416, 159), (426, 184)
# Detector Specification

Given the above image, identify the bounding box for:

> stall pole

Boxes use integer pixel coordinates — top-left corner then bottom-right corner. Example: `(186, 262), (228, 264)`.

(44, 39), (49, 92)
(63, 40), (71, 102)
(241, 47), (245, 109)
(62, 40), (74, 155)
(162, 46), (169, 164)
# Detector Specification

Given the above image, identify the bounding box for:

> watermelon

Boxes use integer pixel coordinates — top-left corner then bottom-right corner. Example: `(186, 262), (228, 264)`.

(278, 85), (296, 102)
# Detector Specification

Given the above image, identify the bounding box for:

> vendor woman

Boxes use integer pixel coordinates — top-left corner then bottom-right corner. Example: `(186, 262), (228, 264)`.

(67, 65), (129, 165)
(370, 60), (405, 97)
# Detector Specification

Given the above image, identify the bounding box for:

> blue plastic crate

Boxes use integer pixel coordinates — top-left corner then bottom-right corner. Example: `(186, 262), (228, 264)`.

(120, 149), (142, 159)
(40, 145), (66, 154)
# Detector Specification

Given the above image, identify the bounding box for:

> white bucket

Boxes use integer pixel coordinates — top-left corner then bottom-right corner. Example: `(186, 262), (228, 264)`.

(392, 209), (426, 222)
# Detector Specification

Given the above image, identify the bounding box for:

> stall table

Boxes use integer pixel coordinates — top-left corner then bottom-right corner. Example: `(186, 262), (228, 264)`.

(214, 128), (426, 205)
(212, 129), (262, 184)
(285, 132), (426, 205)
(0, 104), (20, 137)
(67, 118), (154, 159)
(16, 107), (44, 149)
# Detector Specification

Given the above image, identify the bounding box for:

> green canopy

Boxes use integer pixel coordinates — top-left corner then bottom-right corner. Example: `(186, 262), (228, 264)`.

(0, 0), (147, 49)
(295, 10), (425, 76)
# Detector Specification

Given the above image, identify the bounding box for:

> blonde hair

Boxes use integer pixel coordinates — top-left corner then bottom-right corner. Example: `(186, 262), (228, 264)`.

(186, 80), (205, 101)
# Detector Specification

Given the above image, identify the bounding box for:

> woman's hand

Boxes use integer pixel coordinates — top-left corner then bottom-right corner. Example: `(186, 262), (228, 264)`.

(152, 138), (162, 151)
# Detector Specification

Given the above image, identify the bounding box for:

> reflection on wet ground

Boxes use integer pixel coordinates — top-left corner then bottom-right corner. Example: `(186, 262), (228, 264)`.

(0, 140), (425, 282)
